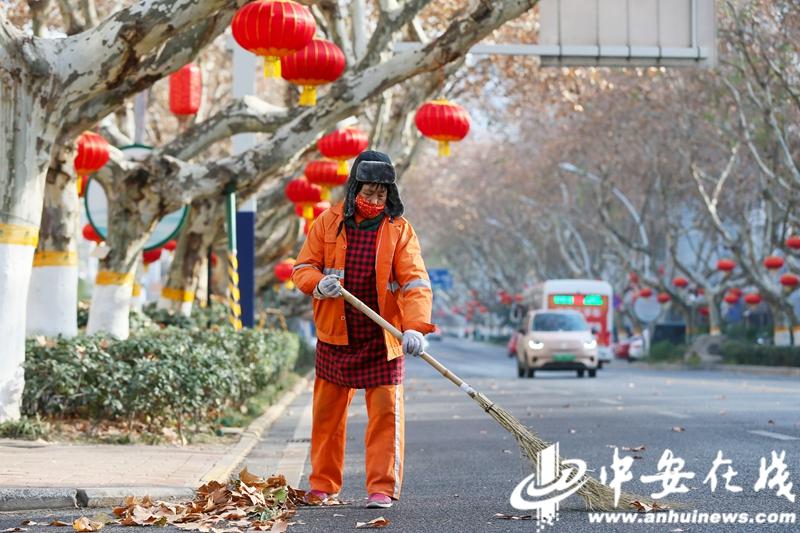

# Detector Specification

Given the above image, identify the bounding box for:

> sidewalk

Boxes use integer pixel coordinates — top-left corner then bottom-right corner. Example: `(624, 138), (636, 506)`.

(0, 373), (313, 512)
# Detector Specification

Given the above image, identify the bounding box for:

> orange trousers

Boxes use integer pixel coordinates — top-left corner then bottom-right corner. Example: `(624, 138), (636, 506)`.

(309, 377), (405, 499)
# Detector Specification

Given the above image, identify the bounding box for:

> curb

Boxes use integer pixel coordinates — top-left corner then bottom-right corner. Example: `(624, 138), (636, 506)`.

(630, 361), (800, 377)
(199, 369), (313, 484)
(0, 370), (314, 513)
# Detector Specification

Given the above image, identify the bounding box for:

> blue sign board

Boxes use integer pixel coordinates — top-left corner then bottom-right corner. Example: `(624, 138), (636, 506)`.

(428, 268), (453, 290)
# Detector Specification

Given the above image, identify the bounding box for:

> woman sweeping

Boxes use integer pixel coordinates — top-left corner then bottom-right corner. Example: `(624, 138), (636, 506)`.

(291, 150), (434, 509)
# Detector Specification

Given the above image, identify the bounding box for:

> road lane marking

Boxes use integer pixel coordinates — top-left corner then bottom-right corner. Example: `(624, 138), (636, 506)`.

(657, 410), (692, 419)
(598, 399), (622, 405)
(747, 430), (799, 441)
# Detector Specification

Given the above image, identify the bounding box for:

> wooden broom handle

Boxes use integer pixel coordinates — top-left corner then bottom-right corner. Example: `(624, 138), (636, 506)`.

(340, 287), (470, 391)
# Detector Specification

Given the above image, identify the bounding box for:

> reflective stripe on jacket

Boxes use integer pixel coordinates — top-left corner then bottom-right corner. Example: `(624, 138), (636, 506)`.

(292, 202), (435, 360)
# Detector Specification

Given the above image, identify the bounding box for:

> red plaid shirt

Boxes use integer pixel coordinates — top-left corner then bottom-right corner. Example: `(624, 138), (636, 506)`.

(315, 220), (404, 388)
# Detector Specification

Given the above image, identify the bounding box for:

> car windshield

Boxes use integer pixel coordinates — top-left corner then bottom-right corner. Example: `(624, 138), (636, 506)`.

(532, 313), (588, 332)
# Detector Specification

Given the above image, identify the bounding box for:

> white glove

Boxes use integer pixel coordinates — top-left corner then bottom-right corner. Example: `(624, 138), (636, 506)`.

(402, 330), (428, 357)
(313, 275), (342, 299)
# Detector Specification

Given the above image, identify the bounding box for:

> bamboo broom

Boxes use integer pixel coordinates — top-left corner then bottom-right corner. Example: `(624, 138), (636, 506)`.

(340, 287), (660, 512)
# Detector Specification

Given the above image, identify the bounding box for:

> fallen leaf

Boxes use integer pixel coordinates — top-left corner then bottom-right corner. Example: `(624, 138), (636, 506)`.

(49, 520), (69, 527)
(333, 514), (345, 517)
(503, 449), (512, 454)
(493, 513), (532, 520)
(2, 528), (27, 532)
(269, 519), (288, 533)
(630, 500), (666, 513)
(671, 426), (685, 432)
(632, 455), (644, 460)
(355, 517), (390, 529)
(569, 429), (577, 434)
(622, 445), (646, 452)
(72, 517), (104, 532)
(20, 522), (37, 526)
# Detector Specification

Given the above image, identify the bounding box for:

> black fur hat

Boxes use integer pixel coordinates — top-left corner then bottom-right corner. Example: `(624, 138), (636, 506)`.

(343, 150), (404, 220)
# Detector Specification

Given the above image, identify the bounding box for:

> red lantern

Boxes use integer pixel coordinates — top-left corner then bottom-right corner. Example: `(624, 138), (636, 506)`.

(286, 176), (322, 220)
(716, 259), (736, 273)
(764, 256), (784, 271)
(274, 258), (295, 283)
(143, 248), (162, 265)
(231, 0), (316, 78)
(318, 128), (369, 176)
(672, 277), (688, 288)
(281, 38), (346, 106)
(744, 292), (762, 306)
(82, 223), (102, 243)
(74, 132), (110, 197)
(414, 99), (471, 157)
(787, 236), (800, 250)
(657, 292), (671, 304)
(164, 240), (178, 252)
(723, 292), (740, 305)
(169, 64), (202, 116)
(639, 287), (653, 298)
(699, 306), (710, 317)
(780, 273), (799, 291)
(305, 159), (347, 200)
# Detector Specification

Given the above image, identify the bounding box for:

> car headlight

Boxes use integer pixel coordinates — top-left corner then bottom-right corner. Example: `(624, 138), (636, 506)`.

(528, 340), (545, 350)
(584, 339), (597, 350)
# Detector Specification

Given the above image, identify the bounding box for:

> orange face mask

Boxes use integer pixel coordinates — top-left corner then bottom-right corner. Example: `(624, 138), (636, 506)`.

(355, 195), (385, 219)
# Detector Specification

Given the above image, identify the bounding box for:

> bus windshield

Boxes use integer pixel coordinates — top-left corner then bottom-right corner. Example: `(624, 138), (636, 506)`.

(532, 313), (588, 332)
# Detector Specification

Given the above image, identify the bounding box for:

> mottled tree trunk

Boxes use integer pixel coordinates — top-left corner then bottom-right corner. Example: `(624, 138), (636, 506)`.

(707, 291), (722, 336)
(159, 198), (223, 316)
(85, 187), (157, 339)
(27, 145), (80, 337)
(0, 65), (60, 421)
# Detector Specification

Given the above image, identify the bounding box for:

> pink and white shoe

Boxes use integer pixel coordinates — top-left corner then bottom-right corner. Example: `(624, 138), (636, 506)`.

(366, 493), (393, 508)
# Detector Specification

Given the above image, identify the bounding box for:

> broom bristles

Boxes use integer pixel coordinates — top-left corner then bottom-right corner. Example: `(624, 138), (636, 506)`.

(472, 391), (664, 513)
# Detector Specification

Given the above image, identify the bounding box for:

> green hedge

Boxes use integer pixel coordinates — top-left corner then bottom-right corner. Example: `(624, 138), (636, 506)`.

(720, 340), (800, 367)
(23, 328), (299, 432)
(647, 341), (687, 363)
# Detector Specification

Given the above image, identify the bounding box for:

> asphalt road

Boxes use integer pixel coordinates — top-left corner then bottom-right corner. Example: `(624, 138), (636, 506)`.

(3, 337), (798, 532)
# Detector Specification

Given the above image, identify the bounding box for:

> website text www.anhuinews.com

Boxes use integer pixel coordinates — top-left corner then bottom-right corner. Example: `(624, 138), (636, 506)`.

(588, 510), (796, 526)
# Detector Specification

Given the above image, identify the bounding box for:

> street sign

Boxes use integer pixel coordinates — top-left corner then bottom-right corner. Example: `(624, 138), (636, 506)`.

(428, 268), (453, 290)
(633, 296), (662, 323)
(84, 145), (189, 252)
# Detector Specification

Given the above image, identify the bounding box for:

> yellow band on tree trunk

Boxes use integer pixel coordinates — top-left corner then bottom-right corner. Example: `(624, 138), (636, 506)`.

(0, 223), (39, 247)
(32, 250), (78, 267)
(161, 286), (195, 303)
(96, 270), (135, 286)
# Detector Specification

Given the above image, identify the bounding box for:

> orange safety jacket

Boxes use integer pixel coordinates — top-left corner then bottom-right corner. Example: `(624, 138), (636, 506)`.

(292, 202), (435, 361)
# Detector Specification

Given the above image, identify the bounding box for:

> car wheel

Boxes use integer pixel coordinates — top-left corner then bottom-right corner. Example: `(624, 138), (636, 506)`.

(588, 369), (597, 378)
(517, 359), (525, 378)
(577, 369), (585, 378)
(527, 368), (535, 378)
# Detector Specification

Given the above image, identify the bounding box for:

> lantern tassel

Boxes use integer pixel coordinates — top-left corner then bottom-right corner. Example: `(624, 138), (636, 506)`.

(437, 140), (451, 157)
(264, 57), (281, 79)
(285, 280), (296, 290)
(77, 174), (85, 197)
(302, 204), (314, 219)
(336, 160), (348, 176)
(321, 186), (331, 201)
(299, 85), (317, 106)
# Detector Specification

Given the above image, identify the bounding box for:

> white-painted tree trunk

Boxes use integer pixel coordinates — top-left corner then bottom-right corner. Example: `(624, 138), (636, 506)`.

(0, 244), (36, 422)
(87, 282), (132, 338)
(26, 265), (78, 337)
